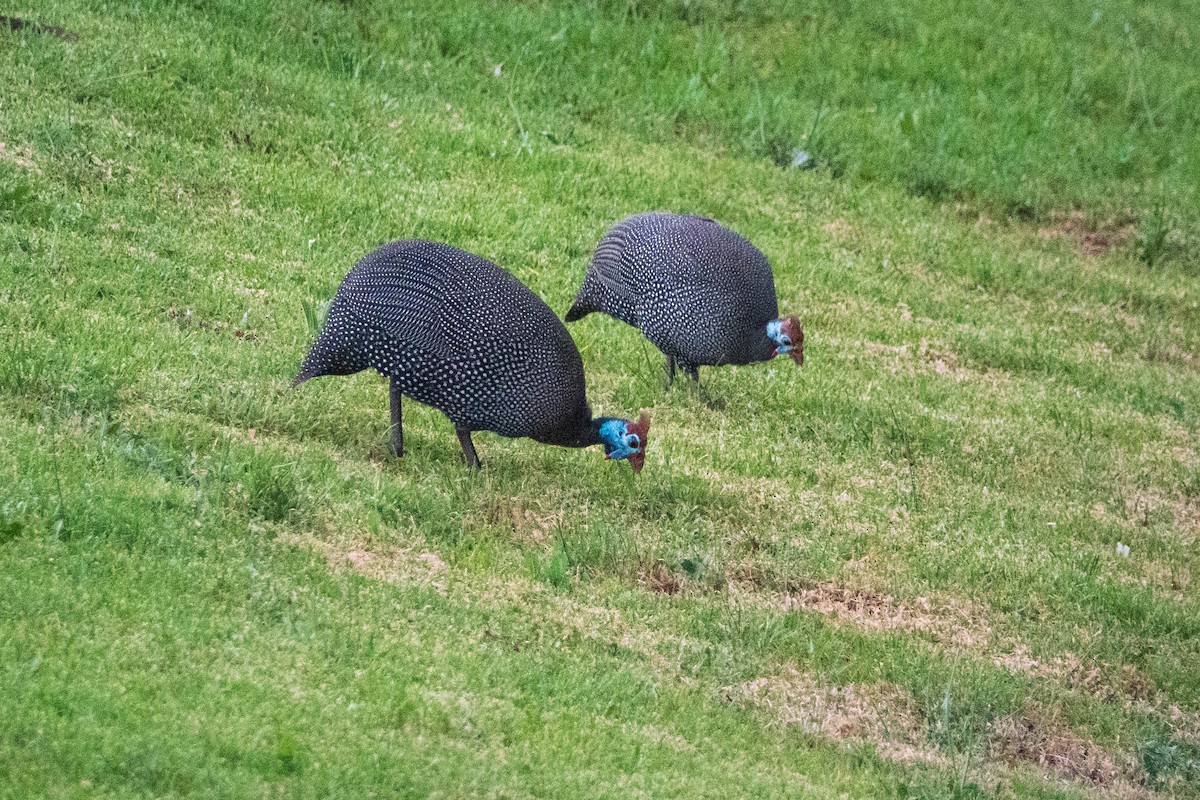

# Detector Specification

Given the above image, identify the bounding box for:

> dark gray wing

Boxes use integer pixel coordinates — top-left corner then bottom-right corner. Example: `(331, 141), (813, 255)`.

(334, 241), (459, 359)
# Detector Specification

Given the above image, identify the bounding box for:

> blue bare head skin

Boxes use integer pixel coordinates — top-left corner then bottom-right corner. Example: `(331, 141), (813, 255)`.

(767, 316), (805, 366)
(596, 415), (650, 473)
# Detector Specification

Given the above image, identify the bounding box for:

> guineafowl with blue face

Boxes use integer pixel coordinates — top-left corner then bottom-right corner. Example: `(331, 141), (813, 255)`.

(565, 212), (804, 386)
(295, 240), (649, 471)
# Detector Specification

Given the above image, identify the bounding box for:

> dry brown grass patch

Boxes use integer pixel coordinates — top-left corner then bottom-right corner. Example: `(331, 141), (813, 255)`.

(851, 337), (1012, 389)
(823, 219), (854, 239)
(536, 594), (679, 677)
(283, 529), (449, 591)
(1037, 210), (1136, 257)
(480, 494), (564, 542)
(1143, 343), (1200, 373)
(639, 563), (682, 595)
(990, 712), (1145, 791)
(1050, 654), (1156, 703)
(777, 581), (993, 649)
(1140, 561), (1192, 600)
(1166, 705), (1200, 749)
(993, 647), (1158, 704)
(725, 666), (946, 766)
(1122, 489), (1200, 542)
(0, 141), (38, 171)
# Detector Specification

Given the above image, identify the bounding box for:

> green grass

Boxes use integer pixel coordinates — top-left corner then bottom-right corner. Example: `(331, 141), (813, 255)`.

(2, 0), (1200, 797)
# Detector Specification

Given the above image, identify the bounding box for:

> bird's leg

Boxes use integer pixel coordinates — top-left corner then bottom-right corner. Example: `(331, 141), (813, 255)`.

(388, 378), (404, 458)
(455, 425), (482, 470)
(664, 355), (677, 388)
(680, 361), (715, 405)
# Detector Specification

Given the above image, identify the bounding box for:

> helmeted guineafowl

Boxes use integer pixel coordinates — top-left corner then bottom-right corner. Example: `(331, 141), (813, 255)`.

(295, 240), (649, 471)
(565, 212), (804, 386)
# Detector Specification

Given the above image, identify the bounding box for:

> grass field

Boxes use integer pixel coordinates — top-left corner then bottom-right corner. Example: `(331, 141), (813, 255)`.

(2, 1), (1199, 797)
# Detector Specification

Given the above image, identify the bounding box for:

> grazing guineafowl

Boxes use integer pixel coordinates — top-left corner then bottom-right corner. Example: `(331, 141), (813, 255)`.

(565, 212), (803, 386)
(295, 240), (649, 471)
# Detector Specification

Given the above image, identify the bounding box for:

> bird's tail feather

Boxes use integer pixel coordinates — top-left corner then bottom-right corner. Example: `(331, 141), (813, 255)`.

(564, 300), (593, 322)
(292, 357), (324, 387)
(292, 336), (339, 386)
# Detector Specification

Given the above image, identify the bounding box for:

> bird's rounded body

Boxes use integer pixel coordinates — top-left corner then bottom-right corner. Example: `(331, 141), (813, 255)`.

(566, 213), (791, 375)
(296, 240), (594, 447)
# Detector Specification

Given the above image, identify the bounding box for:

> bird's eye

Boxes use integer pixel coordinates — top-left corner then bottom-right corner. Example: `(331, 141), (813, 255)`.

(779, 335), (792, 346)
(625, 433), (641, 450)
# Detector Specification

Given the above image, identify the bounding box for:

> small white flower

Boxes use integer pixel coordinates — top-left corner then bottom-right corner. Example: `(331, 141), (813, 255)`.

(1116, 542), (1131, 557)
(492, 63), (503, 77)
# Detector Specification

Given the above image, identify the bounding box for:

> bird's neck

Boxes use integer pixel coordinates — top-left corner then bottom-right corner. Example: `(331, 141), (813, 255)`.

(534, 409), (605, 449)
(583, 418), (602, 445)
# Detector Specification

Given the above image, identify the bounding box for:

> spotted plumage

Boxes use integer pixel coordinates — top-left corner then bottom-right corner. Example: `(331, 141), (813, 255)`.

(295, 240), (649, 470)
(566, 212), (804, 385)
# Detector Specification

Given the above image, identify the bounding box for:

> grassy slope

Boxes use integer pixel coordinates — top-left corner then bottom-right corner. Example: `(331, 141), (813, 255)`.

(2, 1), (1199, 797)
